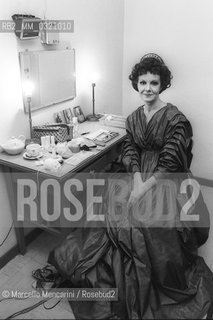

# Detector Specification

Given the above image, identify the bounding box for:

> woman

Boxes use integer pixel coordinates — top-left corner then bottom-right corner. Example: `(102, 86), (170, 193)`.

(48, 54), (213, 319)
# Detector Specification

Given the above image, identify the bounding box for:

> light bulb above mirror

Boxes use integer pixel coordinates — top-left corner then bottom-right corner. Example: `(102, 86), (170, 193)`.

(23, 79), (34, 99)
(90, 72), (100, 84)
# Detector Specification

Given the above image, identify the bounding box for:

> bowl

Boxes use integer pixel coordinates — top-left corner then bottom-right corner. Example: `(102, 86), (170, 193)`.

(2, 136), (25, 155)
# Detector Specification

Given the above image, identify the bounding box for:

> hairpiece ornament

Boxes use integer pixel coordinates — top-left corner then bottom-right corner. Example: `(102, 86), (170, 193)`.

(140, 53), (164, 64)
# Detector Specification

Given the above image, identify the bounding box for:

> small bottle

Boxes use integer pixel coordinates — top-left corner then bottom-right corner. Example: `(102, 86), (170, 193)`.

(72, 117), (79, 139)
(45, 135), (51, 150)
(50, 135), (56, 157)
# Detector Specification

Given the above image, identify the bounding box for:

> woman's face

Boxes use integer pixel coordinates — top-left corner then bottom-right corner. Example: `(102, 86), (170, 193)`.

(137, 72), (161, 105)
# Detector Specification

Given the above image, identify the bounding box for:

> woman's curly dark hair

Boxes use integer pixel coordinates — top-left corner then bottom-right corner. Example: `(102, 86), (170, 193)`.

(129, 54), (172, 93)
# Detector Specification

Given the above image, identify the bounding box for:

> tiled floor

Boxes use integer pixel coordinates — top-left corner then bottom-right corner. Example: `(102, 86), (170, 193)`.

(0, 232), (75, 319)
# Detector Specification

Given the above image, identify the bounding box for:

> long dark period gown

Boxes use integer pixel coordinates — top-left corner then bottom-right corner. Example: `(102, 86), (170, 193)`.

(48, 103), (213, 319)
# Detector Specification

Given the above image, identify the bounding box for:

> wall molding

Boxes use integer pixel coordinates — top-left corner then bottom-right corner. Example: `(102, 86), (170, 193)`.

(195, 176), (213, 188)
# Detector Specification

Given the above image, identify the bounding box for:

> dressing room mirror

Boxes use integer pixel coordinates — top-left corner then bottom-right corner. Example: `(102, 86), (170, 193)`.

(19, 49), (76, 113)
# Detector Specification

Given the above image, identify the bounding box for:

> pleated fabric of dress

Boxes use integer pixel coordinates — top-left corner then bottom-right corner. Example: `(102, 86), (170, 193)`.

(48, 104), (213, 319)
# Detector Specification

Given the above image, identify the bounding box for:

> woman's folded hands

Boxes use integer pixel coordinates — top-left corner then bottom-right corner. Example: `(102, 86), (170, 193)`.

(127, 172), (156, 208)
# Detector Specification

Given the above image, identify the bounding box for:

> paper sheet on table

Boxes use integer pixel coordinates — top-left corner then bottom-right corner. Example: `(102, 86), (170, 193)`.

(83, 129), (109, 141)
(64, 151), (96, 166)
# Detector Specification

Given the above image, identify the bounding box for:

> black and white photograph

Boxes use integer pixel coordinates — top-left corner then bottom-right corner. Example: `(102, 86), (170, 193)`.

(73, 106), (85, 123)
(0, 1), (213, 319)
(54, 111), (65, 123)
(63, 107), (73, 124)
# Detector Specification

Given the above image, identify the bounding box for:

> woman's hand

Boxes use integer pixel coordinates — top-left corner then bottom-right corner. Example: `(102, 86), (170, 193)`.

(127, 173), (156, 209)
(127, 172), (145, 208)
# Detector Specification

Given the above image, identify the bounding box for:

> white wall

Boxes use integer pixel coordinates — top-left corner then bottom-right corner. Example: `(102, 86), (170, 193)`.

(0, 0), (124, 256)
(122, 0), (213, 180)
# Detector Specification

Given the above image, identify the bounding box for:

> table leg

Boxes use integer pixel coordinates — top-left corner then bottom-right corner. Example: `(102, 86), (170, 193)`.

(3, 166), (26, 255)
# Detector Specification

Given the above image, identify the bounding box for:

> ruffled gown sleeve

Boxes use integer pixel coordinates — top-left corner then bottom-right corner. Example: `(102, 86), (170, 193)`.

(153, 113), (193, 179)
(121, 115), (141, 173)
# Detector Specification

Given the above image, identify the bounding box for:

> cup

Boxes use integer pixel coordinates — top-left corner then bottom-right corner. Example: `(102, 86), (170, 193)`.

(68, 140), (80, 153)
(26, 143), (41, 157)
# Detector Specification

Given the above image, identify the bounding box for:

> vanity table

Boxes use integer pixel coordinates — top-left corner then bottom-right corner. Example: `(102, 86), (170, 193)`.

(0, 121), (126, 254)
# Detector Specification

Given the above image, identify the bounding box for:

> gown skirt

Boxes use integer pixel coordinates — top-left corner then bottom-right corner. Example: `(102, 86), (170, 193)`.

(48, 104), (213, 319)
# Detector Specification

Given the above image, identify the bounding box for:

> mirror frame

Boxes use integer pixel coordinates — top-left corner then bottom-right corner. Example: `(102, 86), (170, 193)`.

(19, 49), (76, 113)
